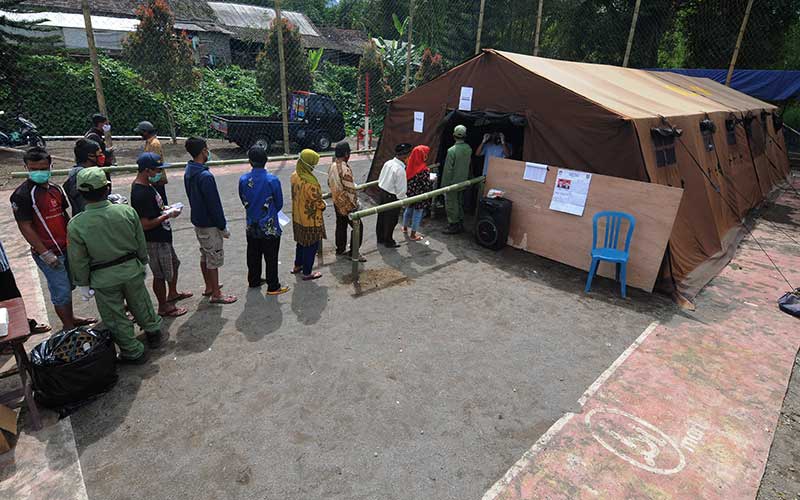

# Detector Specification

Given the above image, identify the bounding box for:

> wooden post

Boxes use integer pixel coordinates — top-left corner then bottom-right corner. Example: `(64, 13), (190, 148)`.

(81, 0), (112, 149)
(533, 0), (544, 56)
(274, 0), (291, 155)
(622, 0), (641, 67)
(726, 0), (755, 86)
(475, 0), (486, 55)
(404, 0), (415, 93)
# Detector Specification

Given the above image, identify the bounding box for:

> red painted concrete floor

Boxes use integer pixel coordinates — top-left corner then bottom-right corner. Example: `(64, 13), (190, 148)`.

(483, 180), (800, 499)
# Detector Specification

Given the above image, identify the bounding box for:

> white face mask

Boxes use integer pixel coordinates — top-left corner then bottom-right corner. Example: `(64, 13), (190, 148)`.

(102, 124), (111, 132)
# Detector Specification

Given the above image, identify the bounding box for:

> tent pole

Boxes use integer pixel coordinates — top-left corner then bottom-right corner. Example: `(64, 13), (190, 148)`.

(475, 0), (486, 54)
(533, 0), (544, 56)
(726, 0), (755, 86)
(81, 0), (112, 150)
(274, 0), (291, 155)
(404, 0), (415, 93)
(622, 0), (641, 67)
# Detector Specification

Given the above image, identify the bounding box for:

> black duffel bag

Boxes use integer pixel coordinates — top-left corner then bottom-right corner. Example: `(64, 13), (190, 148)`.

(778, 289), (800, 318)
(30, 327), (118, 411)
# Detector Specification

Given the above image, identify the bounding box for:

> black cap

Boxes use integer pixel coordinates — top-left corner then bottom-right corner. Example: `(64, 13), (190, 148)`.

(91, 113), (107, 124)
(334, 142), (351, 158)
(395, 143), (413, 155)
(248, 145), (268, 167)
(134, 121), (155, 134)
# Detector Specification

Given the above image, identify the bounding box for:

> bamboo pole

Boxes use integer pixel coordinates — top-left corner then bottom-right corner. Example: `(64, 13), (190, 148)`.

(533, 0), (544, 56)
(726, 0), (755, 86)
(475, 0), (486, 54)
(10, 149), (378, 178)
(81, 0), (112, 150)
(274, 0), (291, 155)
(622, 0), (641, 67)
(404, 0), (415, 93)
(349, 175), (486, 281)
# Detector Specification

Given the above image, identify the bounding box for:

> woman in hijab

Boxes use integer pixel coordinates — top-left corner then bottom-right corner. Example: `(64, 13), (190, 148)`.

(291, 149), (326, 280)
(401, 145), (432, 241)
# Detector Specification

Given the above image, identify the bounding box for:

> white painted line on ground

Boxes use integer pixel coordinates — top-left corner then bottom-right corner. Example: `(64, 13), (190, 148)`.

(577, 320), (659, 407)
(482, 412), (576, 500)
(481, 320), (660, 500)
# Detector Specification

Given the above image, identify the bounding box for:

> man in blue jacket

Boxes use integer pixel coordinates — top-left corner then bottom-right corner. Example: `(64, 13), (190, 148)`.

(183, 137), (237, 304)
(238, 146), (289, 296)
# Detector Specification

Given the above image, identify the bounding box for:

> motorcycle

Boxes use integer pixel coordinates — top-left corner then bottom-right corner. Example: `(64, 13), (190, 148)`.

(0, 111), (46, 148)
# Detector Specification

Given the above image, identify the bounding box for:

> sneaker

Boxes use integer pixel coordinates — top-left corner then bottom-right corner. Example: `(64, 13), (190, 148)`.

(118, 351), (149, 365)
(146, 330), (164, 349)
(442, 224), (460, 234)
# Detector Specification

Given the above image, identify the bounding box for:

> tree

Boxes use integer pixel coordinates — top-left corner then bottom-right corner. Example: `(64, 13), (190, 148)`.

(0, 0), (57, 112)
(415, 48), (445, 85)
(255, 18), (313, 107)
(358, 40), (391, 121)
(122, 0), (196, 140)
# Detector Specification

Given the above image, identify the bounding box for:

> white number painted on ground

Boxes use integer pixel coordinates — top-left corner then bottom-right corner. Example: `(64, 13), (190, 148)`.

(585, 407), (686, 475)
(680, 420), (709, 453)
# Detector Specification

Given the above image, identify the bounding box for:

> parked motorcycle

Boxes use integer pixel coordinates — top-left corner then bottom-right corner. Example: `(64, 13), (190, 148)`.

(0, 111), (46, 148)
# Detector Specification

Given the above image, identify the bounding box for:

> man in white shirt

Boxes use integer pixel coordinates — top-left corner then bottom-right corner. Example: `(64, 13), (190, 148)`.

(376, 143), (413, 248)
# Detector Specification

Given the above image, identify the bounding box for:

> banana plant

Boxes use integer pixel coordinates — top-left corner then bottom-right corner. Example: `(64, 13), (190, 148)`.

(307, 47), (324, 74)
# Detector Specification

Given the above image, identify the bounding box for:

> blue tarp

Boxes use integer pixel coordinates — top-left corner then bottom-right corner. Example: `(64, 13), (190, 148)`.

(649, 68), (800, 102)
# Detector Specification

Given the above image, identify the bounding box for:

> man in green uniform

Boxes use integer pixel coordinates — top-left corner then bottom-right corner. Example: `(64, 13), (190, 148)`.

(67, 167), (163, 364)
(441, 124), (473, 234)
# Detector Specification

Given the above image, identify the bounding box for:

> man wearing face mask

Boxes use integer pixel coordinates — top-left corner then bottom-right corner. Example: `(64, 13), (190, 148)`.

(63, 138), (104, 216)
(85, 113), (114, 166)
(9, 147), (96, 331)
(68, 167), (163, 364)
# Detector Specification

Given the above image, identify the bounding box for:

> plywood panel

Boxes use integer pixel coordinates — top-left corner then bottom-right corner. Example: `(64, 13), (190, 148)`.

(485, 158), (684, 292)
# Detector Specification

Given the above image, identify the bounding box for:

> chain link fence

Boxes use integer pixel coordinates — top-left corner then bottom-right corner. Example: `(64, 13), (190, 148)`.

(1, 0), (799, 165)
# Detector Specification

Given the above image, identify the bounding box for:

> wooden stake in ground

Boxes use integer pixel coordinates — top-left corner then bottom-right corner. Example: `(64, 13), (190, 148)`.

(475, 0), (486, 54)
(81, 0), (112, 150)
(726, 0), (755, 86)
(274, 0), (291, 155)
(622, 0), (641, 68)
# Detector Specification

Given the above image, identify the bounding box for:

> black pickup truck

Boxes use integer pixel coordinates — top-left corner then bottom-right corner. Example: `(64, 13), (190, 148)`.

(211, 91), (346, 151)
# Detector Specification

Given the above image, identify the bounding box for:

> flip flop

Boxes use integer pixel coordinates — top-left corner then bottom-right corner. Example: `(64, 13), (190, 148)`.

(74, 317), (97, 327)
(302, 272), (322, 281)
(202, 284), (223, 297)
(410, 234), (424, 241)
(266, 286), (290, 296)
(160, 306), (188, 318)
(209, 294), (237, 304)
(168, 292), (194, 302)
(28, 320), (51, 334)
(290, 266), (302, 275)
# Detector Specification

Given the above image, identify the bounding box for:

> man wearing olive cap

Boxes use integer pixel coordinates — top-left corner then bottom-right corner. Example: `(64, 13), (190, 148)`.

(67, 167), (163, 364)
(441, 125), (472, 234)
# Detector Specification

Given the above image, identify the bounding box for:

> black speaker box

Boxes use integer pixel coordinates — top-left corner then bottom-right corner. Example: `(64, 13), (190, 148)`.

(475, 197), (512, 250)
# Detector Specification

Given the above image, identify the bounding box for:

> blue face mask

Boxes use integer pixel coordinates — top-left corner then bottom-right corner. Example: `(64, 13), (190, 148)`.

(148, 172), (163, 184)
(28, 170), (51, 184)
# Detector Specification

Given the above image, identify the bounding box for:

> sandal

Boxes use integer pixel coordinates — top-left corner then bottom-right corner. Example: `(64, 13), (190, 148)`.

(160, 306), (188, 318)
(209, 294), (237, 304)
(28, 319), (51, 335)
(290, 266), (302, 275)
(402, 227), (408, 234)
(202, 284), (223, 297)
(74, 317), (97, 327)
(302, 272), (322, 281)
(168, 292), (193, 302)
(410, 233), (424, 241)
(266, 286), (290, 296)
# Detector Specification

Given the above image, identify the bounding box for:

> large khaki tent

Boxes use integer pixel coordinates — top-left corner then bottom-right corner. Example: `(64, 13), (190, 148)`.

(369, 49), (791, 297)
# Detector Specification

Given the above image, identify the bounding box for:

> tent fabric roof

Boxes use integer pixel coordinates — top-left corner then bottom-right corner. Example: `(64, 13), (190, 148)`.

(494, 50), (776, 120)
(650, 68), (800, 102)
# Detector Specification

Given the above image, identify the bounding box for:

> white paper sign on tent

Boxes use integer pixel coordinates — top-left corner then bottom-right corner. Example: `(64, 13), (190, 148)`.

(549, 168), (592, 216)
(523, 162), (548, 183)
(413, 111), (424, 133)
(458, 87), (473, 111)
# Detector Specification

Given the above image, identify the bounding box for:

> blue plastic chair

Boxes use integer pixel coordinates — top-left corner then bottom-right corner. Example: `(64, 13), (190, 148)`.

(584, 211), (636, 298)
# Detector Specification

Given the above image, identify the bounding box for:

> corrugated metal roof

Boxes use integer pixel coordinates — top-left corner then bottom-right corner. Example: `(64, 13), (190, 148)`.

(0, 9), (139, 30)
(207, 2), (319, 37)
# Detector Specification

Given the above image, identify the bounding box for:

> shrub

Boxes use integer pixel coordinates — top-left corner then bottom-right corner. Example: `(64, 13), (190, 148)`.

(256, 18), (313, 107)
(313, 62), (361, 136)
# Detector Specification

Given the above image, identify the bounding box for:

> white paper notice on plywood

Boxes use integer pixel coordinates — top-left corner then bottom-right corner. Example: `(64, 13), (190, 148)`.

(549, 169), (592, 216)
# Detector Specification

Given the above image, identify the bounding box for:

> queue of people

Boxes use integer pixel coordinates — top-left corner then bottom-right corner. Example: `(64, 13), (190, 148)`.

(8, 119), (455, 365)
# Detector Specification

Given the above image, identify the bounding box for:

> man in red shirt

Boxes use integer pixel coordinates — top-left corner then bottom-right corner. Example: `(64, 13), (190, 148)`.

(10, 147), (95, 330)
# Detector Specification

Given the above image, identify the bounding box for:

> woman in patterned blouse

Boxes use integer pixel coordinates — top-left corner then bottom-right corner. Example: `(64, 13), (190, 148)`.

(402, 145), (432, 241)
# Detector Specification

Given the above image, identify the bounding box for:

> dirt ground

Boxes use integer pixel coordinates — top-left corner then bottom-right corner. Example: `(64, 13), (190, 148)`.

(758, 354), (800, 500)
(3, 156), (798, 499)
